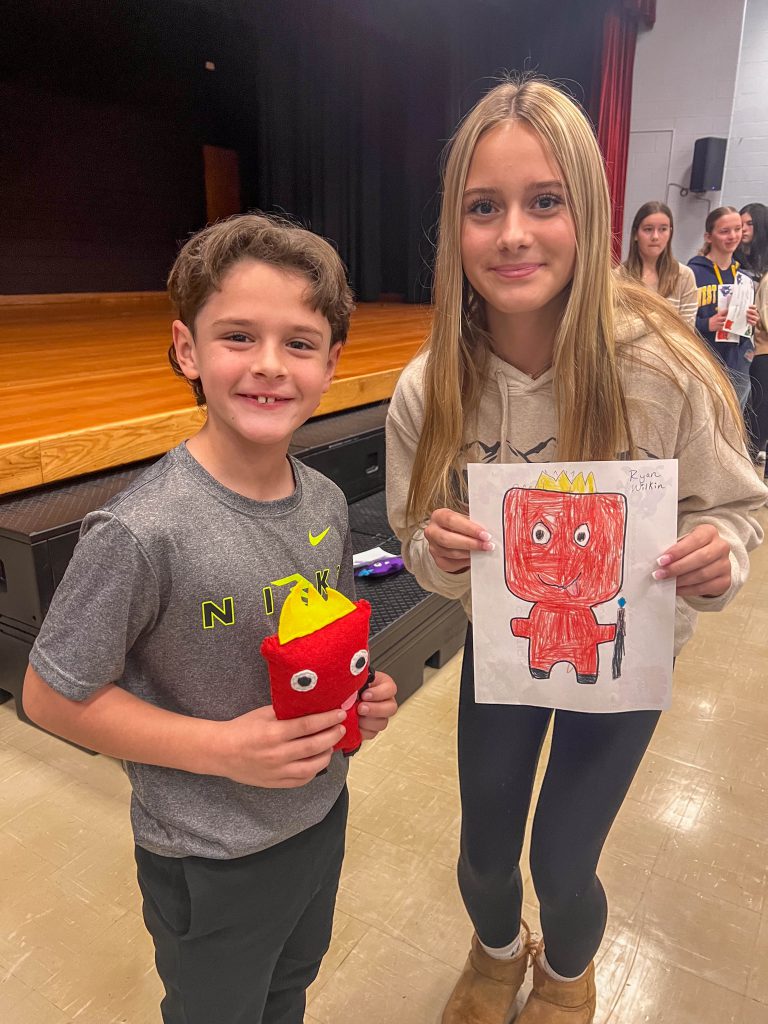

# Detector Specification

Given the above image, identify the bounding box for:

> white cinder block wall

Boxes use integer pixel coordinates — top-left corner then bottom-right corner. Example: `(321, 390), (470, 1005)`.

(621, 0), (749, 264)
(723, 0), (768, 211)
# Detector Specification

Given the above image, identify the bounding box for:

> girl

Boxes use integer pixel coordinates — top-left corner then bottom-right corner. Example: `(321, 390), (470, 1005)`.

(752, 274), (768, 463)
(386, 79), (765, 1024)
(620, 201), (697, 325)
(735, 204), (768, 460)
(735, 202), (768, 281)
(688, 207), (760, 411)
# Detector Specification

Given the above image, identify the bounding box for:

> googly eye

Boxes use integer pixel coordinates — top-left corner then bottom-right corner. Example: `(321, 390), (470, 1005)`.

(531, 521), (551, 545)
(349, 649), (369, 676)
(290, 669), (318, 692)
(573, 523), (591, 547)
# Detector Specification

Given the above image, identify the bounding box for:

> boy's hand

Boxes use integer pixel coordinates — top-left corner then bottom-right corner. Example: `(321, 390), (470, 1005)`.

(222, 706), (347, 788)
(746, 305), (760, 328)
(708, 311), (728, 333)
(652, 524), (731, 597)
(424, 507), (494, 573)
(358, 671), (397, 740)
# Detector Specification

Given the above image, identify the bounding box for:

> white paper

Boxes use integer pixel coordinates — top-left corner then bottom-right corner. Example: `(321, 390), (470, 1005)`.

(352, 546), (397, 568)
(716, 273), (754, 342)
(468, 460), (678, 713)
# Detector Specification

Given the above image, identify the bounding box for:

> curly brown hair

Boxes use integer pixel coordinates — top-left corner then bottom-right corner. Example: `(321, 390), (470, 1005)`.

(167, 213), (354, 405)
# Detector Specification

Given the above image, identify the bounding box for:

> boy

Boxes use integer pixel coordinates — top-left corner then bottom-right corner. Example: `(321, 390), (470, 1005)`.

(22, 214), (398, 1023)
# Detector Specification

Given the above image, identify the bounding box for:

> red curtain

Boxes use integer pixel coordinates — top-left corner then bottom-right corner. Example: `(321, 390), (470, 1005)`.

(597, 0), (656, 260)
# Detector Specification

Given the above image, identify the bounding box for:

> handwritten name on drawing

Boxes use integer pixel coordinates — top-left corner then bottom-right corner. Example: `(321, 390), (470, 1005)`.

(627, 469), (664, 493)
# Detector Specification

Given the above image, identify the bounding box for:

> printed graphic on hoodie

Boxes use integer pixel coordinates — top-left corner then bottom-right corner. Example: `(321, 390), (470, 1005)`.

(463, 436), (557, 464)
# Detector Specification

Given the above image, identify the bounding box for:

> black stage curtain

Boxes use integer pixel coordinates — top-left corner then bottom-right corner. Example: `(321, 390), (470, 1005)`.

(1, 0), (610, 299)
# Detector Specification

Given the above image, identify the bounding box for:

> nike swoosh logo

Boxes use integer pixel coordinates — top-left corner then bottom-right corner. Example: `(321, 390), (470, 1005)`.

(309, 528), (330, 546)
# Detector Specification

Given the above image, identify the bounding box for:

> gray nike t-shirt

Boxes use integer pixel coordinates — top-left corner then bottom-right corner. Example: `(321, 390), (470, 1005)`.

(30, 444), (354, 858)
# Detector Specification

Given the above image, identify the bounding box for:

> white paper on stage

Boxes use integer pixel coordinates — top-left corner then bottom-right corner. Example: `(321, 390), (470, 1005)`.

(468, 460), (678, 713)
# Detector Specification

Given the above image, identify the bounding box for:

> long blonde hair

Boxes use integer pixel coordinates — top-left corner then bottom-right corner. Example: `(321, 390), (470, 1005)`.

(406, 78), (744, 521)
(623, 201), (680, 298)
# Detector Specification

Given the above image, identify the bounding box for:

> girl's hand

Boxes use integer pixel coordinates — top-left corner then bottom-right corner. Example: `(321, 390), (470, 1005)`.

(708, 311), (728, 333)
(358, 671), (398, 741)
(653, 524), (731, 597)
(746, 305), (760, 328)
(424, 508), (494, 573)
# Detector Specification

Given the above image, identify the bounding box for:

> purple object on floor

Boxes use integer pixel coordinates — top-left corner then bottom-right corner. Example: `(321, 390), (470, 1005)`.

(354, 556), (405, 578)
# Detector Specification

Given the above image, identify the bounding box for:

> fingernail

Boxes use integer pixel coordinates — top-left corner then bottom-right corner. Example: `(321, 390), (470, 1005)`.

(358, 704), (368, 714)
(652, 569), (667, 580)
(479, 531), (491, 541)
(483, 541), (495, 552)
(337, 710), (347, 721)
(339, 726), (346, 735)
(657, 555), (671, 567)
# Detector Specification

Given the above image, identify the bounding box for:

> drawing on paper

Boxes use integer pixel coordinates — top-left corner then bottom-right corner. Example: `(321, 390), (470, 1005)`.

(503, 471), (627, 685)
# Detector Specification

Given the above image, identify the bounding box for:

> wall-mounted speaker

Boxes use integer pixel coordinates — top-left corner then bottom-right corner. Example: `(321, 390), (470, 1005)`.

(690, 137), (727, 192)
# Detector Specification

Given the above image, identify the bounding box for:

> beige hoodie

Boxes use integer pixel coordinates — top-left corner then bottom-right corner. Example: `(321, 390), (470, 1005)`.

(755, 276), (768, 357)
(386, 318), (766, 656)
(616, 262), (698, 328)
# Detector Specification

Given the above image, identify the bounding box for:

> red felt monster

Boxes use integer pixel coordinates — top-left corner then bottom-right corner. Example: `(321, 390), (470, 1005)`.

(261, 579), (372, 756)
(503, 471), (627, 684)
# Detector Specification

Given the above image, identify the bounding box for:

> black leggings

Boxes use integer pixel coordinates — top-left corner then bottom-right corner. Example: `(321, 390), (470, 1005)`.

(748, 353), (768, 456)
(457, 627), (659, 977)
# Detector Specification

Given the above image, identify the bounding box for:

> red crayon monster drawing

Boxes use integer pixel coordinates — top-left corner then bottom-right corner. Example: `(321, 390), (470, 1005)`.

(261, 578), (372, 756)
(503, 471), (627, 684)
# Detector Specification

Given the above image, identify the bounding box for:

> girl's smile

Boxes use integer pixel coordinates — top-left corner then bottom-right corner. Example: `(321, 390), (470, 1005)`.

(459, 120), (576, 372)
(706, 212), (742, 262)
(460, 121), (576, 319)
(491, 262), (543, 279)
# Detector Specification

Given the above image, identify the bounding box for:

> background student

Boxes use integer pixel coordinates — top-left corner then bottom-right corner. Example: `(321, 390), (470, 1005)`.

(735, 202), (768, 281)
(620, 200), (697, 326)
(752, 274), (768, 465)
(734, 203), (768, 462)
(688, 206), (759, 411)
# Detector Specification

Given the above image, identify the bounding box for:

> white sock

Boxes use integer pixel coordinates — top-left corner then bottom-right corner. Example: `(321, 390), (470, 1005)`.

(479, 932), (523, 960)
(539, 951), (587, 983)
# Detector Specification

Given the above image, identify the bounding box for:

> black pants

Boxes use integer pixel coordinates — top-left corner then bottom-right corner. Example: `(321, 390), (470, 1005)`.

(135, 788), (348, 1024)
(747, 353), (768, 457)
(457, 628), (659, 978)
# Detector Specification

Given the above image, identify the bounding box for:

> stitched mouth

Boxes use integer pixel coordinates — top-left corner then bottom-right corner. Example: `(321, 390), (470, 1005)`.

(536, 571), (581, 592)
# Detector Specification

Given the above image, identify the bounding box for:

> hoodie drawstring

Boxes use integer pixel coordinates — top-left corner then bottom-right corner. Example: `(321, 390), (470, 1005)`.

(496, 370), (509, 464)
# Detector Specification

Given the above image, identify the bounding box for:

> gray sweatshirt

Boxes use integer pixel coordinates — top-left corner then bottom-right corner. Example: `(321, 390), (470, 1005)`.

(31, 444), (353, 858)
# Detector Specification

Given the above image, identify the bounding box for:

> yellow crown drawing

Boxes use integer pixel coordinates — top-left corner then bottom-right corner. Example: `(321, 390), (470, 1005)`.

(272, 574), (356, 644)
(535, 470), (596, 493)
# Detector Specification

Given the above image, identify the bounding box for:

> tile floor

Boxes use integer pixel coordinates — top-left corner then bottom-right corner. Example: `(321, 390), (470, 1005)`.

(0, 508), (766, 1023)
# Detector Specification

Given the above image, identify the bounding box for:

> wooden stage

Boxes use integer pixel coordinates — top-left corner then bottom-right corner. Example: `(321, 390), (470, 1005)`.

(0, 293), (431, 496)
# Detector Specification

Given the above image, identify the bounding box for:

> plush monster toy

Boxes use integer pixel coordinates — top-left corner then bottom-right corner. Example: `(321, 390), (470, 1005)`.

(261, 579), (372, 756)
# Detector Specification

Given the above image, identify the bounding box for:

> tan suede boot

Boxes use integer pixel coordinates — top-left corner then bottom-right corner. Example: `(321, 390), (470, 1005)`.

(441, 922), (534, 1024)
(516, 947), (596, 1023)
